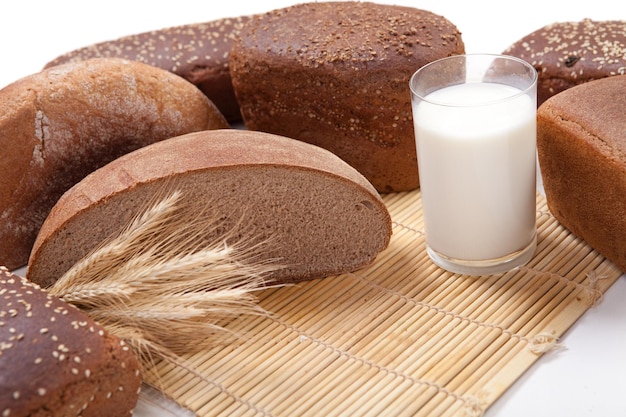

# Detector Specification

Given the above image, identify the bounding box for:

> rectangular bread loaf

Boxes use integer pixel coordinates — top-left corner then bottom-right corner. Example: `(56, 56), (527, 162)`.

(537, 75), (626, 272)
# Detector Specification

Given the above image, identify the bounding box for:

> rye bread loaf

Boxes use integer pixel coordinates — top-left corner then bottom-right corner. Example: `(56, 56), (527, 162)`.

(0, 58), (228, 271)
(44, 16), (250, 122)
(228, 1), (465, 193)
(0, 267), (142, 417)
(26, 129), (392, 288)
(504, 19), (626, 106)
(537, 75), (626, 272)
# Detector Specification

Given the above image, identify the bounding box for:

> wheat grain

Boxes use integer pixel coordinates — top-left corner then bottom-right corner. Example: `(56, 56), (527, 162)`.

(48, 189), (286, 380)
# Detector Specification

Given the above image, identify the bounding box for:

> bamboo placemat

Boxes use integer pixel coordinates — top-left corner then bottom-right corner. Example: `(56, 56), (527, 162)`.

(145, 190), (622, 417)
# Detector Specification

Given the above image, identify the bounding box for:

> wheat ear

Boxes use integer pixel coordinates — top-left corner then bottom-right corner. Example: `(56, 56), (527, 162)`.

(49, 189), (285, 377)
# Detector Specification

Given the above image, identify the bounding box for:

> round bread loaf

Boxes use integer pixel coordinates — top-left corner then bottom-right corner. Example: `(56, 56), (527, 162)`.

(0, 58), (229, 270)
(537, 75), (626, 272)
(503, 19), (626, 106)
(27, 129), (392, 288)
(44, 16), (250, 122)
(228, 1), (465, 193)
(0, 267), (142, 417)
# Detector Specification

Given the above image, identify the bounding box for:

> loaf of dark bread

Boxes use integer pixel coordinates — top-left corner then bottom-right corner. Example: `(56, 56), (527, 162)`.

(0, 267), (142, 416)
(44, 16), (250, 122)
(537, 75), (626, 272)
(27, 129), (392, 288)
(0, 58), (228, 270)
(229, 1), (465, 193)
(504, 19), (626, 106)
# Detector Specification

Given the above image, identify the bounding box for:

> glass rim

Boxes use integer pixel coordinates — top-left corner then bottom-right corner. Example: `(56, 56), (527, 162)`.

(409, 53), (538, 107)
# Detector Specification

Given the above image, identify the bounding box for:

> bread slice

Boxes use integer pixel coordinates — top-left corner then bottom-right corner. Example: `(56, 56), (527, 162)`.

(537, 75), (626, 272)
(0, 58), (229, 270)
(0, 267), (142, 417)
(27, 129), (392, 288)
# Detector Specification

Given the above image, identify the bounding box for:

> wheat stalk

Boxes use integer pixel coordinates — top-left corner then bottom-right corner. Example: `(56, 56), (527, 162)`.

(48, 189), (285, 379)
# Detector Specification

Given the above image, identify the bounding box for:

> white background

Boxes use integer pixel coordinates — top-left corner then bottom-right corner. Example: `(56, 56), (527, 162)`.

(1, 1), (625, 416)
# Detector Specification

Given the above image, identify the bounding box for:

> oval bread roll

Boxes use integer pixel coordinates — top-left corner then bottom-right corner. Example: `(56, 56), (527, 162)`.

(27, 129), (392, 288)
(0, 267), (142, 417)
(537, 75), (626, 272)
(229, 1), (465, 192)
(0, 58), (229, 270)
(503, 19), (626, 106)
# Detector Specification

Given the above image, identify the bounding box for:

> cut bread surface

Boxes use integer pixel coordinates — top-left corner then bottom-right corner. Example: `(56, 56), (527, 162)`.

(27, 129), (392, 288)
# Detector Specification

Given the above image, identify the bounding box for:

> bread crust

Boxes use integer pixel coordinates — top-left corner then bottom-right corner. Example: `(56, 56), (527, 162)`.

(537, 75), (626, 271)
(27, 129), (392, 288)
(0, 58), (228, 270)
(44, 16), (250, 122)
(0, 267), (142, 417)
(504, 19), (626, 106)
(229, 1), (465, 192)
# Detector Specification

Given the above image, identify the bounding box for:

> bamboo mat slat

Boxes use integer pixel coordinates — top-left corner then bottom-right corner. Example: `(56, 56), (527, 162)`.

(147, 190), (622, 417)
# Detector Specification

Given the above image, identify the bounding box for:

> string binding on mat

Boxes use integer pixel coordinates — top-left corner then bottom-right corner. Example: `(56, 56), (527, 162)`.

(528, 331), (565, 354)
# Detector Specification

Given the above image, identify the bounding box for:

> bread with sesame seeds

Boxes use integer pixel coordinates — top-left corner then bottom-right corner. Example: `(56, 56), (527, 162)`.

(44, 16), (251, 123)
(503, 19), (626, 106)
(228, 1), (465, 193)
(0, 267), (142, 417)
(0, 57), (229, 271)
(26, 129), (392, 288)
(537, 75), (626, 272)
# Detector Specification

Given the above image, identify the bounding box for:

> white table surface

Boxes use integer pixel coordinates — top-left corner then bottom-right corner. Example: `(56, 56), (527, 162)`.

(2, 1), (625, 416)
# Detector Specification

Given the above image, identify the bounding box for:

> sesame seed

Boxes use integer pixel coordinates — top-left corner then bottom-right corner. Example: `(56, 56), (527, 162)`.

(37, 388), (46, 396)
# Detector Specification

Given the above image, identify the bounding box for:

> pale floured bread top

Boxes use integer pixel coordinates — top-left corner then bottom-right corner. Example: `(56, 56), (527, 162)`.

(27, 129), (392, 288)
(0, 57), (228, 270)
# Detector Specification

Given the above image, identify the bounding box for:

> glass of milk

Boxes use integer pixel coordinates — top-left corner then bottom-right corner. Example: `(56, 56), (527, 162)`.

(410, 54), (538, 275)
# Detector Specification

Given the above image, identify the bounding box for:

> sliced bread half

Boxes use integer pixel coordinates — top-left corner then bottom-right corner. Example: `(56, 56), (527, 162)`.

(27, 129), (392, 288)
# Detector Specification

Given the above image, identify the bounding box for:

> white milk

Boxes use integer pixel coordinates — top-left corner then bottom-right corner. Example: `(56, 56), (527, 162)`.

(413, 82), (536, 262)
